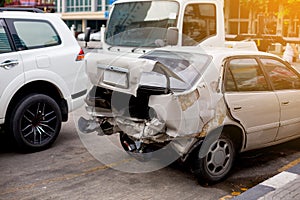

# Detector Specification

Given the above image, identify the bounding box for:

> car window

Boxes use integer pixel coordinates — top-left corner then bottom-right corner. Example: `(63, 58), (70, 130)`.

(10, 20), (61, 50)
(261, 58), (300, 90)
(225, 58), (269, 92)
(182, 3), (216, 46)
(0, 25), (12, 53)
(141, 50), (211, 90)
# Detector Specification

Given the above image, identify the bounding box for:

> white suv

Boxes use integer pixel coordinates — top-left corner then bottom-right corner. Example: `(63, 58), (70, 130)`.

(0, 11), (88, 151)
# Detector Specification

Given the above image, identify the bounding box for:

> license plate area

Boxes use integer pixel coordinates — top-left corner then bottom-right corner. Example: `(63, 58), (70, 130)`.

(98, 64), (129, 88)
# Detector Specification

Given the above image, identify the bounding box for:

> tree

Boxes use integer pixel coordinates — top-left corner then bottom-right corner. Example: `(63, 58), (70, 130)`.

(0, 0), (5, 7)
(240, 0), (265, 34)
(268, 0), (300, 36)
(285, 0), (300, 36)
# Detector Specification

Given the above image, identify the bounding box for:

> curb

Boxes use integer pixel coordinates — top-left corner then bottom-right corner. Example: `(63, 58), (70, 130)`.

(234, 164), (300, 200)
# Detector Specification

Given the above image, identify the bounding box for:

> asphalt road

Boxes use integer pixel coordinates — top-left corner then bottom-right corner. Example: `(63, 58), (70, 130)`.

(0, 112), (228, 200)
(1, 106), (300, 200)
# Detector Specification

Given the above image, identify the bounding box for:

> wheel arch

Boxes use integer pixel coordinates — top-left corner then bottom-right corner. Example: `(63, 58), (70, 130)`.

(183, 124), (245, 164)
(188, 124), (245, 185)
(199, 124), (245, 155)
(5, 80), (68, 123)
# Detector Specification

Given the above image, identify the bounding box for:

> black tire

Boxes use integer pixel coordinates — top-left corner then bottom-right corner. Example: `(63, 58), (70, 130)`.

(8, 94), (62, 151)
(193, 134), (235, 185)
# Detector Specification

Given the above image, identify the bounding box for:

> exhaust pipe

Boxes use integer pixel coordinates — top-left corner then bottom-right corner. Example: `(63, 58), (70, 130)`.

(78, 117), (114, 135)
(78, 117), (101, 134)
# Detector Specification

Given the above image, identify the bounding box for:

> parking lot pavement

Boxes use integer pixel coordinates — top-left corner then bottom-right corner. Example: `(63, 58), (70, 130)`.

(0, 112), (229, 200)
(77, 41), (102, 50)
(234, 163), (300, 200)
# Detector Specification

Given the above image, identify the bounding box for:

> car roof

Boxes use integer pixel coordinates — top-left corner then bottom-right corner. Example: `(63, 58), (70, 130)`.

(158, 46), (280, 59)
(0, 11), (62, 20)
(113, 0), (206, 5)
(0, 11), (78, 47)
(0, 7), (43, 13)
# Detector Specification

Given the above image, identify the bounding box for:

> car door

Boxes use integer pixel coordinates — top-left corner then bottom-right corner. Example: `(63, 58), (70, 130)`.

(0, 19), (24, 120)
(260, 57), (300, 140)
(5, 18), (57, 72)
(223, 57), (280, 149)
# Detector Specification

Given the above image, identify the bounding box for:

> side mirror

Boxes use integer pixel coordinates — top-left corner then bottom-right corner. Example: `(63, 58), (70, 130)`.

(166, 27), (178, 46)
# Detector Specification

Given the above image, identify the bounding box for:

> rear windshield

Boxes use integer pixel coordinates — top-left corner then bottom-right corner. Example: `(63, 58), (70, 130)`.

(140, 50), (211, 90)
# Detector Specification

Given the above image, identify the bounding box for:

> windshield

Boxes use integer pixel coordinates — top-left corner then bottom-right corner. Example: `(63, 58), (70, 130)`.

(140, 50), (212, 90)
(105, 1), (179, 47)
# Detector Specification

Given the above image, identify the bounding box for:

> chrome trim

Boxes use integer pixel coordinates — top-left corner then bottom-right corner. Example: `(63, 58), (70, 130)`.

(97, 64), (129, 73)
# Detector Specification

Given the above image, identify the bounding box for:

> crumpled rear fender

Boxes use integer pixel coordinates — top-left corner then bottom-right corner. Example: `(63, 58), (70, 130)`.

(148, 80), (223, 138)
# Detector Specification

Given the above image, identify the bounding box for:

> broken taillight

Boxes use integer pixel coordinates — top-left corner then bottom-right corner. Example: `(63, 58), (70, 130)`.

(76, 48), (85, 61)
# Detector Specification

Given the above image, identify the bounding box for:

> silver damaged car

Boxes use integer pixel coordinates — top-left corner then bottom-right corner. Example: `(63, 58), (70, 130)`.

(79, 46), (300, 184)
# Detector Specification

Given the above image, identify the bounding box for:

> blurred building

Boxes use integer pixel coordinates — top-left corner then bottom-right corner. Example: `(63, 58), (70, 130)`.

(4, 0), (115, 34)
(4, 0), (56, 12)
(56, 0), (115, 34)
(3, 0), (300, 38)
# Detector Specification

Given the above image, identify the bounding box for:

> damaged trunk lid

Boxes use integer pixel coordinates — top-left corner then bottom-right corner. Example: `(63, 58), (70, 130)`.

(85, 51), (190, 97)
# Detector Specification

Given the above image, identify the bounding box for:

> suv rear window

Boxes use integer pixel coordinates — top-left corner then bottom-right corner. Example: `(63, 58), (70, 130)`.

(6, 19), (61, 50)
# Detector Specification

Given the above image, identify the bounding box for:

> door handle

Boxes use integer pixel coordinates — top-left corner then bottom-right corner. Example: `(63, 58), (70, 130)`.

(233, 106), (242, 111)
(281, 101), (290, 105)
(0, 59), (19, 70)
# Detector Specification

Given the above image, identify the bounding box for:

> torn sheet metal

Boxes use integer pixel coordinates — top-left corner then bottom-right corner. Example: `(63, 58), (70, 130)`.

(168, 97), (228, 156)
(198, 97), (228, 138)
(85, 52), (185, 97)
(148, 80), (219, 138)
(83, 49), (227, 144)
(115, 117), (165, 139)
(170, 137), (199, 156)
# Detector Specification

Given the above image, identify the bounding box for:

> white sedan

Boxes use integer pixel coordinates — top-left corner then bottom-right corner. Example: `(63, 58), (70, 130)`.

(77, 31), (101, 41)
(80, 46), (300, 184)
